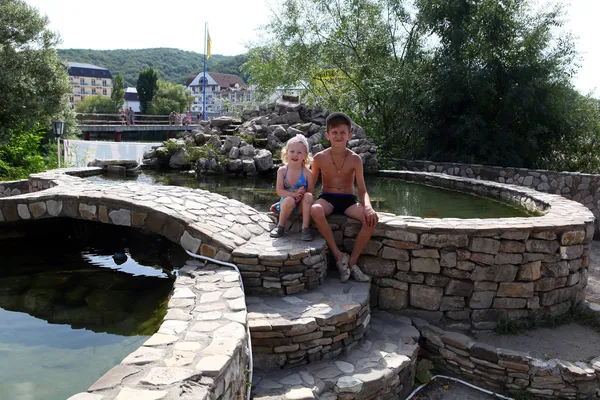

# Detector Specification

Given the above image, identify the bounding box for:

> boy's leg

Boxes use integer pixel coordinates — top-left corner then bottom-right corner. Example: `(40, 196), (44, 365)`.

(310, 199), (339, 257)
(345, 204), (376, 281)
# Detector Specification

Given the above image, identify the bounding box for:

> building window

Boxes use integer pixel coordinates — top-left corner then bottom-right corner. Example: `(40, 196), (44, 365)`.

(92, 88), (97, 95)
(103, 88), (107, 95)
(70, 96), (74, 103)
(91, 79), (96, 86)
(246, 94), (252, 102)
(81, 89), (86, 94)
(103, 80), (107, 86)
(80, 78), (85, 85)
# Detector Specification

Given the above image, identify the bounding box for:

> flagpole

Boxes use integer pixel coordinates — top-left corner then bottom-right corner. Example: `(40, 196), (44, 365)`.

(202, 22), (207, 121)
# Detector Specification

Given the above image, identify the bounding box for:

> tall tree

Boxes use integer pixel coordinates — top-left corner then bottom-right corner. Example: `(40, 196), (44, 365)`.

(151, 81), (194, 115)
(136, 67), (159, 114)
(415, 0), (581, 168)
(111, 73), (125, 111)
(76, 95), (117, 114)
(0, 0), (70, 140)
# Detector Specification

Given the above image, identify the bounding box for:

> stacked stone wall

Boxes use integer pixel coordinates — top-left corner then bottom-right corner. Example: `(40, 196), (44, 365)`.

(413, 315), (600, 398)
(0, 179), (29, 197)
(396, 159), (600, 232)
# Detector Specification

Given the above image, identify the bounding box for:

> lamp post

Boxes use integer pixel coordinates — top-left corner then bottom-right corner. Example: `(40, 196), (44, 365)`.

(52, 118), (65, 168)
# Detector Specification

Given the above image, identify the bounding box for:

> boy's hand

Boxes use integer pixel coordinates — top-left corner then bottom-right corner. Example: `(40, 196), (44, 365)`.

(364, 205), (378, 228)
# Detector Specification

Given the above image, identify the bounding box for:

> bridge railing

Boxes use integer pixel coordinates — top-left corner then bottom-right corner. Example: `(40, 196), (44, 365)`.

(76, 113), (190, 126)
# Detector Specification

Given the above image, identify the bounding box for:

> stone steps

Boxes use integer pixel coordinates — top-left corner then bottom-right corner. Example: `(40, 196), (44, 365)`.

(246, 276), (371, 369)
(251, 311), (420, 400)
(233, 232), (329, 296)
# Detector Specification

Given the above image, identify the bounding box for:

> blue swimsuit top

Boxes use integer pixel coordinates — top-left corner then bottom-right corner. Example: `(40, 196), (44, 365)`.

(283, 167), (307, 191)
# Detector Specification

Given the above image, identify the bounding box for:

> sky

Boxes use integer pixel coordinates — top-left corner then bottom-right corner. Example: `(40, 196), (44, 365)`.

(24, 0), (599, 97)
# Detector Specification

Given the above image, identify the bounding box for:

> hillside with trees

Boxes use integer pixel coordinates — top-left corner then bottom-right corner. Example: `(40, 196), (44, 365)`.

(57, 48), (248, 87)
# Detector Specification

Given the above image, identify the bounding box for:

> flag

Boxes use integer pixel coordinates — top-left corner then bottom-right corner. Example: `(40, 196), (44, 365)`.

(207, 30), (212, 60)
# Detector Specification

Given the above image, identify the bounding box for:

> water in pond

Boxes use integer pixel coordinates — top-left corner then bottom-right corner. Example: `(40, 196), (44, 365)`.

(0, 219), (186, 400)
(88, 170), (531, 218)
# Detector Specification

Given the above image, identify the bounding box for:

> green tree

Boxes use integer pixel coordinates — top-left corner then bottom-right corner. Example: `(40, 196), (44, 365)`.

(151, 80), (194, 115)
(136, 67), (159, 114)
(243, 0), (427, 157)
(111, 73), (125, 111)
(414, 0), (580, 168)
(0, 0), (70, 140)
(0, 122), (47, 180)
(76, 95), (117, 114)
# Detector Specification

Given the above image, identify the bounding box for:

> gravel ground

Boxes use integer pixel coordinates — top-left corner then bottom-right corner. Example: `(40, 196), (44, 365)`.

(411, 378), (499, 400)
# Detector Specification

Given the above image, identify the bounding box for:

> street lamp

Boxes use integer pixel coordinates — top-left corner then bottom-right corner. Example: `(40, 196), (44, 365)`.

(52, 118), (64, 168)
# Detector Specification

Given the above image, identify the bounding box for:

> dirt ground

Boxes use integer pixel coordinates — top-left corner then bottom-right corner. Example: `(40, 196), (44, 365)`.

(411, 378), (498, 400)
(586, 240), (600, 304)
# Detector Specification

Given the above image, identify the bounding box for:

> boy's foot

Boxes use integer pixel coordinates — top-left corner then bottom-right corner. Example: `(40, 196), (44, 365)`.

(269, 225), (284, 238)
(301, 228), (313, 241)
(350, 265), (371, 282)
(336, 253), (351, 282)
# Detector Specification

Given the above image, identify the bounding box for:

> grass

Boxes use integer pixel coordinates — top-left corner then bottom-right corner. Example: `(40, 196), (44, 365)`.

(495, 304), (600, 335)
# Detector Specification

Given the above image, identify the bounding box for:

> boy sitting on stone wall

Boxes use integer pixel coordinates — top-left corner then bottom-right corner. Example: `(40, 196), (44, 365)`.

(310, 112), (378, 282)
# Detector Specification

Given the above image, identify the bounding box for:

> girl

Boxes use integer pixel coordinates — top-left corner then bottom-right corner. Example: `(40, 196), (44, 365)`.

(270, 134), (314, 241)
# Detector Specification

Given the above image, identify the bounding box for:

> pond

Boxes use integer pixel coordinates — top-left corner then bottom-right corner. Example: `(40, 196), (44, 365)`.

(0, 219), (186, 400)
(88, 170), (532, 219)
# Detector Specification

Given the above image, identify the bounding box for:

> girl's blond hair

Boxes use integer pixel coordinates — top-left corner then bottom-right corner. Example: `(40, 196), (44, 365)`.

(281, 134), (313, 167)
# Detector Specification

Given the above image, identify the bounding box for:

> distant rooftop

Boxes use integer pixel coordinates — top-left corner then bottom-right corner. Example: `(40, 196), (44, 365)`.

(68, 62), (113, 79)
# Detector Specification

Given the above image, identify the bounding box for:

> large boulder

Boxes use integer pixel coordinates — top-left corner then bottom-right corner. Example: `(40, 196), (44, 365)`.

(224, 136), (242, 152)
(229, 147), (240, 159)
(194, 133), (212, 145)
(286, 127), (304, 138)
(210, 116), (240, 128)
(169, 147), (189, 169)
(207, 135), (222, 148)
(228, 159), (243, 172)
(254, 149), (274, 172)
(242, 158), (257, 175)
(239, 145), (255, 157)
(272, 126), (288, 140)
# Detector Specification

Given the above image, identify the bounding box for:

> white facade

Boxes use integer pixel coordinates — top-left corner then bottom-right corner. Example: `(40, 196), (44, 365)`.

(186, 73), (257, 116)
(124, 87), (141, 113)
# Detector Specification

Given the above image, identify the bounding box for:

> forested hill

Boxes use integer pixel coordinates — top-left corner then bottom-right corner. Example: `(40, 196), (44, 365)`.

(57, 48), (249, 87)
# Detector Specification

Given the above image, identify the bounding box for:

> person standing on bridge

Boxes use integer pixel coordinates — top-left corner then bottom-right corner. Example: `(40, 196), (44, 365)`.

(128, 107), (135, 126)
(120, 107), (126, 125)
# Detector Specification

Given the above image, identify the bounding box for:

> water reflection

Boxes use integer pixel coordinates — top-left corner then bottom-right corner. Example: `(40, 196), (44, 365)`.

(0, 219), (185, 400)
(88, 170), (531, 218)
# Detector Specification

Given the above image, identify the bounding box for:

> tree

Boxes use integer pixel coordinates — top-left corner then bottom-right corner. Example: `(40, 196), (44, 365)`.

(0, 0), (70, 141)
(111, 73), (125, 111)
(413, 0), (581, 168)
(151, 80), (194, 115)
(243, 0), (428, 157)
(136, 67), (159, 114)
(76, 95), (117, 114)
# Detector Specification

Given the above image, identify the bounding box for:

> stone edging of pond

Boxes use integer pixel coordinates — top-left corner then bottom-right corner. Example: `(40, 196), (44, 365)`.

(66, 260), (249, 400)
(412, 301), (600, 399)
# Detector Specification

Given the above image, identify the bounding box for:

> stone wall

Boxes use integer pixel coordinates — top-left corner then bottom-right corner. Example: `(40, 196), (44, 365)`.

(67, 260), (250, 400)
(282, 171), (595, 330)
(0, 179), (29, 197)
(413, 311), (600, 399)
(396, 159), (600, 232)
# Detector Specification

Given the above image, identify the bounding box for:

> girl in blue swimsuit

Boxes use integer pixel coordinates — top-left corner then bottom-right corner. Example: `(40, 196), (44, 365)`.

(270, 134), (315, 240)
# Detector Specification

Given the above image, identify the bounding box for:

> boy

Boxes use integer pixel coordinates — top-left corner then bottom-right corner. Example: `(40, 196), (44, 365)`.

(310, 112), (378, 282)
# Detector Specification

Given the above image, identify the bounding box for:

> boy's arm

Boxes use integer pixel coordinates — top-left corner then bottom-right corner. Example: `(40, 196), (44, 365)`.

(305, 166), (315, 194)
(311, 154), (321, 191)
(354, 157), (378, 227)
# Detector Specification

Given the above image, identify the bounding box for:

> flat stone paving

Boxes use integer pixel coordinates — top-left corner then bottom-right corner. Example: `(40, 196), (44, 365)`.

(251, 310), (420, 400)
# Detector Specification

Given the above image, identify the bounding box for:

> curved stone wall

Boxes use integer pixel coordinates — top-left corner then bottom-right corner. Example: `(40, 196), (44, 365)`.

(284, 171), (595, 330)
(413, 303), (600, 399)
(0, 178), (29, 198)
(396, 159), (600, 232)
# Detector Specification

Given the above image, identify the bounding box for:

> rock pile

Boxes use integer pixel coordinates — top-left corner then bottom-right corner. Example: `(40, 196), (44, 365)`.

(142, 97), (379, 175)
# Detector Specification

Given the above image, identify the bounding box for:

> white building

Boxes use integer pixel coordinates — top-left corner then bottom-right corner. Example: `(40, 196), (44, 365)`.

(186, 72), (257, 116)
(124, 87), (140, 112)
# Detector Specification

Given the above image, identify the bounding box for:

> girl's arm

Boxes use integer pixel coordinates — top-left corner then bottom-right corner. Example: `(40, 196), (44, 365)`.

(275, 167), (295, 198)
(305, 166), (315, 194)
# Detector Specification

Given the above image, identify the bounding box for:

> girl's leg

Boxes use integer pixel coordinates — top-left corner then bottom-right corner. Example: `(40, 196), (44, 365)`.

(277, 196), (296, 228)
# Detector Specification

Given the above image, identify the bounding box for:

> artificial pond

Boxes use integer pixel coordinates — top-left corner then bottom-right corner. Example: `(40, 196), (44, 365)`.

(87, 170), (532, 219)
(0, 219), (185, 400)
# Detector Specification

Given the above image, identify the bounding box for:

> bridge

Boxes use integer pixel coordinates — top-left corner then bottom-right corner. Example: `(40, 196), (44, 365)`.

(76, 112), (202, 141)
